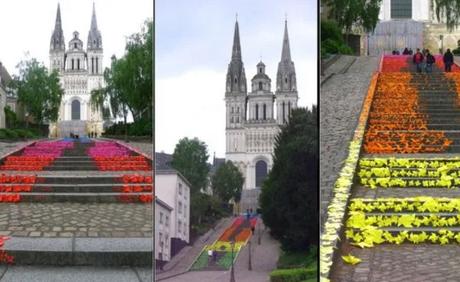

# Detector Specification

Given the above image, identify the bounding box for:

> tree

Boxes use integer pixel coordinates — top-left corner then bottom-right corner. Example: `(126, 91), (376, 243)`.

(91, 20), (153, 136)
(326, 0), (382, 42)
(211, 161), (244, 203)
(11, 58), (63, 131)
(171, 137), (210, 194)
(433, 0), (460, 31)
(259, 106), (318, 252)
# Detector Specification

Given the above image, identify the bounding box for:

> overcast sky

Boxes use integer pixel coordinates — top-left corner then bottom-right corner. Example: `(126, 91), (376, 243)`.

(0, 0), (153, 76)
(156, 0), (317, 158)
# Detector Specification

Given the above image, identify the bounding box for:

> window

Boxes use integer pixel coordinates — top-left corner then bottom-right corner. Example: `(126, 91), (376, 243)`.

(165, 235), (169, 246)
(231, 107), (234, 113)
(178, 220), (182, 233)
(255, 104), (259, 120)
(74, 43), (77, 49)
(178, 201), (182, 214)
(71, 59), (74, 70)
(259, 82), (263, 90)
(230, 117), (234, 123)
(259, 67), (262, 73)
(96, 57), (99, 73)
(255, 160), (268, 188)
(71, 100), (80, 120)
(263, 104), (266, 120)
(391, 0), (412, 19)
(237, 107), (240, 113)
(184, 224), (187, 235)
(160, 212), (163, 224)
(282, 102), (286, 123)
(165, 215), (169, 226)
(288, 101), (291, 116)
(234, 78), (237, 84)
(285, 77), (288, 84)
(184, 205), (187, 217)
(77, 59), (80, 70)
(179, 183), (182, 195)
(236, 116), (239, 123)
(91, 57), (94, 74)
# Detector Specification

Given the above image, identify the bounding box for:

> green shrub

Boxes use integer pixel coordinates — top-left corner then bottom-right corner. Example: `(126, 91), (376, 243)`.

(453, 48), (460, 55)
(0, 129), (7, 139)
(270, 268), (316, 282)
(4, 129), (18, 139)
(14, 129), (35, 138)
(321, 20), (353, 55)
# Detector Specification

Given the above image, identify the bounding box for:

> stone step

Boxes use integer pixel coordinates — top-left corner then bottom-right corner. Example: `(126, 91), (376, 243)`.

(44, 166), (99, 171)
(0, 192), (152, 203)
(40, 176), (131, 185)
(0, 183), (152, 193)
(4, 237), (152, 266)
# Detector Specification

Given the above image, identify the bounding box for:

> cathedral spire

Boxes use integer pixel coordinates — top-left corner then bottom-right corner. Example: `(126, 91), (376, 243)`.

(226, 19), (247, 95)
(281, 20), (291, 62)
(87, 2), (102, 50)
(50, 3), (65, 51)
(90, 2), (98, 31)
(232, 20), (242, 61)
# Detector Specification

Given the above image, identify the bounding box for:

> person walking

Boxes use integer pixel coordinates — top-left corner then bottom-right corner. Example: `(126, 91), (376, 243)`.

(425, 50), (435, 73)
(443, 48), (454, 72)
(403, 47), (409, 55)
(413, 48), (424, 73)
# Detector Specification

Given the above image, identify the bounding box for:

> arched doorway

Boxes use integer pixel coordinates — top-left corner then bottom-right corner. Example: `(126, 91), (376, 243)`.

(71, 100), (81, 120)
(255, 160), (268, 188)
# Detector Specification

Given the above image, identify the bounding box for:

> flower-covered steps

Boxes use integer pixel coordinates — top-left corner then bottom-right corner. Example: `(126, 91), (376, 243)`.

(327, 56), (460, 281)
(0, 140), (152, 266)
(190, 216), (257, 271)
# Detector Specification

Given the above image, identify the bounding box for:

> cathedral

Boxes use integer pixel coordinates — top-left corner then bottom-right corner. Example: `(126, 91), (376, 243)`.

(368, 0), (460, 55)
(48, 3), (104, 138)
(225, 20), (298, 211)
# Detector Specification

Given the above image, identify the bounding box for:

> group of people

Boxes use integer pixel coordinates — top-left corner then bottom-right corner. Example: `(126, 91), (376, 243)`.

(412, 48), (454, 73)
(392, 48), (414, 55)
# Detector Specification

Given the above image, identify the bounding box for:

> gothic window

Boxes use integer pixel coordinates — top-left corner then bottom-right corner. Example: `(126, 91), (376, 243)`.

(263, 104), (266, 120)
(96, 58), (99, 73)
(231, 117), (234, 123)
(231, 107), (234, 113)
(259, 82), (263, 90)
(91, 57), (94, 74)
(391, 0), (412, 19)
(234, 78), (237, 84)
(71, 59), (74, 70)
(71, 100), (80, 120)
(282, 101), (286, 123)
(74, 43), (77, 49)
(255, 160), (268, 188)
(255, 104), (259, 120)
(259, 67), (262, 73)
(288, 101), (291, 116)
(236, 116), (239, 123)
(237, 107), (240, 113)
(77, 59), (80, 70)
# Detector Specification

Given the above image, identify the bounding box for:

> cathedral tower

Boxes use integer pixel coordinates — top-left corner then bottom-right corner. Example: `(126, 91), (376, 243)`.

(49, 3), (65, 72)
(225, 20), (247, 154)
(247, 61), (274, 121)
(275, 20), (298, 124)
(87, 2), (103, 75)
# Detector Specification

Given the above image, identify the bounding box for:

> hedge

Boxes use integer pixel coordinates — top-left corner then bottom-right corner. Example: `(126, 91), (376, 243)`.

(270, 267), (316, 282)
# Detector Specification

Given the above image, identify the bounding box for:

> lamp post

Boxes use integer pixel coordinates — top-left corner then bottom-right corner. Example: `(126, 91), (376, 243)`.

(248, 237), (252, 271)
(230, 239), (236, 282)
(440, 34), (444, 54)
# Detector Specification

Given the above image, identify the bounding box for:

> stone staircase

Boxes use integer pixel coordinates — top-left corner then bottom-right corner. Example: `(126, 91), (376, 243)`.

(0, 139), (152, 266)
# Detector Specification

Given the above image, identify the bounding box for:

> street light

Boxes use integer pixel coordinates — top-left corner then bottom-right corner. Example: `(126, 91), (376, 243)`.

(230, 239), (236, 282)
(248, 237), (252, 271)
(440, 35), (444, 54)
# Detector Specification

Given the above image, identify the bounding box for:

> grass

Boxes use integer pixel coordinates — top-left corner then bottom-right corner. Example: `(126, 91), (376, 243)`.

(190, 250), (209, 271)
(277, 246), (317, 269)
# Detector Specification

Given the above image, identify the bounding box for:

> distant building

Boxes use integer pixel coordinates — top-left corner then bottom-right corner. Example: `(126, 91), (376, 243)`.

(155, 197), (172, 266)
(224, 19), (298, 212)
(155, 152), (191, 257)
(0, 62), (11, 128)
(205, 154), (226, 196)
(48, 3), (104, 137)
(368, 0), (460, 55)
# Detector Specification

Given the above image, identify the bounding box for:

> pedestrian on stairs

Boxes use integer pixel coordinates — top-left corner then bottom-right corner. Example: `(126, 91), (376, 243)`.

(413, 48), (424, 73)
(425, 50), (435, 73)
(443, 49), (454, 72)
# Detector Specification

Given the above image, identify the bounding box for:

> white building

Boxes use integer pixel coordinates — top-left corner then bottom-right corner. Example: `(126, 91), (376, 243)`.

(155, 197), (172, 264)
(48, 3), (104, 137)
(225, 20), (298, 211)
(0, 62), (9, 128)
(368, 0), (460, 55)
(155, 169), (191, 257)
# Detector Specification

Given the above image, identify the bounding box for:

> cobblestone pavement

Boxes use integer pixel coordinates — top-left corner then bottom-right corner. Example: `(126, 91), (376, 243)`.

(0, 203), (152, 238)
(320, 56), (380, 229)
(331, 244), (460, 282)
(159, 227), (280, 282)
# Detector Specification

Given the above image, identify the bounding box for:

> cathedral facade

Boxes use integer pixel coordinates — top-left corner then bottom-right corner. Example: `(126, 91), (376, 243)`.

(225, 20), (298, 211)
(368, 0), (460, 55)
(48, 3), (104, 138)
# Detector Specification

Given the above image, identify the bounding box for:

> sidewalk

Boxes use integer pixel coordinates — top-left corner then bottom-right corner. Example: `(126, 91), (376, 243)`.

(155, 217), (233, 281)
